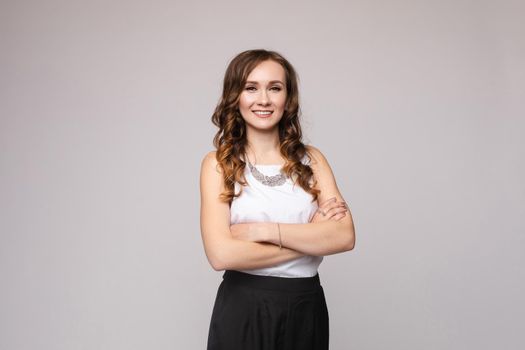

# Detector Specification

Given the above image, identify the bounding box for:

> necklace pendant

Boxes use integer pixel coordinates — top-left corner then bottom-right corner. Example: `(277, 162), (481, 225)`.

(247, 162), (287, 187)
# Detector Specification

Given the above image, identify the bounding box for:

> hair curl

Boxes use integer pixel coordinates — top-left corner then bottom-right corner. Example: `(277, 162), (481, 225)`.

(211, 49), (320, 205)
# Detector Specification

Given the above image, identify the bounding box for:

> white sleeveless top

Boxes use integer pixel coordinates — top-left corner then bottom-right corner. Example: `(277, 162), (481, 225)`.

(230, 155), (323, 278)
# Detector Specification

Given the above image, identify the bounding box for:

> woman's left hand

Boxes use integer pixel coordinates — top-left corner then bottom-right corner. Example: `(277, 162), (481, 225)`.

(230, 222), (268, 242)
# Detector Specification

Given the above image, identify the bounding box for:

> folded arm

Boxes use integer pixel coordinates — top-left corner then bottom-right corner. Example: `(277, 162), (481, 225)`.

(200, 151), (305, 271)
(245, 218), (354, 256)
(231, 145), (356, 256)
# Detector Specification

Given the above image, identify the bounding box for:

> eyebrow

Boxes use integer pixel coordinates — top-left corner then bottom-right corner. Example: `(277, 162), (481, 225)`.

(245, 80), (284, 85)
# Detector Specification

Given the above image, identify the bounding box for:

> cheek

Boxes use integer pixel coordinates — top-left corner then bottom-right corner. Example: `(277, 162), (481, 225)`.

(276, 91), (287, 103)
(276, 96), (287, 109)
(239, 92), (256, 104)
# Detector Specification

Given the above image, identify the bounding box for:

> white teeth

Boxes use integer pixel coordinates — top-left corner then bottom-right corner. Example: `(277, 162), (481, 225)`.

(254, 111), (272, 115)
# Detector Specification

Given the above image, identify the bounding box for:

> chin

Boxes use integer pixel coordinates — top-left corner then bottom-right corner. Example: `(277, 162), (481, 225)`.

(241, 113), (281, 126)
(252, 123), (279, 130)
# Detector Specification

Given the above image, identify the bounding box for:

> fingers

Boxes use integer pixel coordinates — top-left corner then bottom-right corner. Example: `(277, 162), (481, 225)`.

(318, 197), (347, 220)
(326, 206), (347, 220)
(317, 198), (333, 216)
(319, 197), (337, 207)
(321, 198), (346, 212)
(315, 199), (332, 216)
(332, 212), (346, 221)
(320, 197), (346, 209)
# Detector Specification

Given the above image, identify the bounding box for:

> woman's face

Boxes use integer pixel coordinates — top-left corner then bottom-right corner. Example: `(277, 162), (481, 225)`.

(238, 60), (287, 132)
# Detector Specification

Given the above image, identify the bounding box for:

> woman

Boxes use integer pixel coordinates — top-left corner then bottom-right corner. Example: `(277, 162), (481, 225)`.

(200, 49), (356, 350)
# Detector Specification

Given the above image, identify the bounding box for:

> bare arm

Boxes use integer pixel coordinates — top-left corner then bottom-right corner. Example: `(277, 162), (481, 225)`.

(200, 151), (305, 271)
(230, 145), (356, 256)
(232, 204), (355, 256)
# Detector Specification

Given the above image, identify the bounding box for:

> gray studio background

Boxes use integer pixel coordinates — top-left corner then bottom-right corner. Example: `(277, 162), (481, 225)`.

(1, 0), (523, 349)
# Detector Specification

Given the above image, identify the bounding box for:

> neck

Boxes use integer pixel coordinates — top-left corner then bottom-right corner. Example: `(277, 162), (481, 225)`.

(245, 128), (281, 163)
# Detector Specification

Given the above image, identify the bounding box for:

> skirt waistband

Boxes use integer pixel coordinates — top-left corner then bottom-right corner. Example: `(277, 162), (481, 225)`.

(222, 270), (321, 292)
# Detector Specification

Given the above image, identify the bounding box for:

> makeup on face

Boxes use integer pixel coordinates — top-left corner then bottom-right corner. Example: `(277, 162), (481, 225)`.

(238, 60), (287, 126)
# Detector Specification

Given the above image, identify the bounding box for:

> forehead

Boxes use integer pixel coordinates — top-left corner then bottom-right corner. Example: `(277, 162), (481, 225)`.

(246, 60), (286, 83)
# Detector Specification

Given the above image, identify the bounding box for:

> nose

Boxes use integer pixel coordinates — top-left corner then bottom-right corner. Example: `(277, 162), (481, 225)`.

(257, 89), (270, 106)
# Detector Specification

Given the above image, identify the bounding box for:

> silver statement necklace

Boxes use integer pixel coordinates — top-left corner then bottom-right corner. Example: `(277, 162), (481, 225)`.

(245, 153), (288, 187)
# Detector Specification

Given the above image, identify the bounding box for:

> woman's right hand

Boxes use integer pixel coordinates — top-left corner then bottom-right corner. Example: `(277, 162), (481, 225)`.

(310, 197), (348, 223)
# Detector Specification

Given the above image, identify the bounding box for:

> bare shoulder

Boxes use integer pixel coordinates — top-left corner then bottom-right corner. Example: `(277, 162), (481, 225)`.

(201, 150), (217, 168)
(305, 145), (329, 169)
(304, 145), (343, 205)
(200, 150), (226, 194)
(200, 150), (221, 176)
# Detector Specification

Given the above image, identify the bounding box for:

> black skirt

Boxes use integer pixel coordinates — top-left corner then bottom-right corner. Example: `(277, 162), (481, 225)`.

(207, 270), (329, 350)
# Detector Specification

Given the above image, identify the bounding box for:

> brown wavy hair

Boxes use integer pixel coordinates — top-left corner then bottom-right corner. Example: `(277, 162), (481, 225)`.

(211, 49), (320, 205)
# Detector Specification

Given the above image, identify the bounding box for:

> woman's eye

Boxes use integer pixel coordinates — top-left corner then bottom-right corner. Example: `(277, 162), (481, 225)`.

(245, 86), (281, 91)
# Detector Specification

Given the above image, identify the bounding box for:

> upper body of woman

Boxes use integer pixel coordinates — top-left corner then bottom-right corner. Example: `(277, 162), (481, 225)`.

(200, 49), (355, 271)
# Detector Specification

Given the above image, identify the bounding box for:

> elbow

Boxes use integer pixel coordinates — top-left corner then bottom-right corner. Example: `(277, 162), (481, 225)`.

(321, 224), (355, 256)
(212, 264), (225, 272)
(205, 247), (225, 271)
(210, 258), (225, 271)
(340, 239), (355, 252)
(208, 247), (234, 271)
(209, 253), (228, 271)
(204, 237), (234, 271)
(331, 220), (355, 253)
(345, 236), (355, 251)
(342, 228), (356, 252)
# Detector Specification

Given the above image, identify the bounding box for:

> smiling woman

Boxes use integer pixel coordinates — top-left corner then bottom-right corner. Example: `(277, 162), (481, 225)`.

(200, 49), (355, 350)
(238, 60), (288, 128)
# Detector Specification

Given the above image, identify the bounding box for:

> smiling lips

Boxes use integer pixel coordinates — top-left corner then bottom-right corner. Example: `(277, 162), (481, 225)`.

(252, 110), (273, 118)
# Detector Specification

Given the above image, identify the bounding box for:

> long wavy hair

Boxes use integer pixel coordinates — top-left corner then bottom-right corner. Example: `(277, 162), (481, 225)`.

(211, 49), (320, 205)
